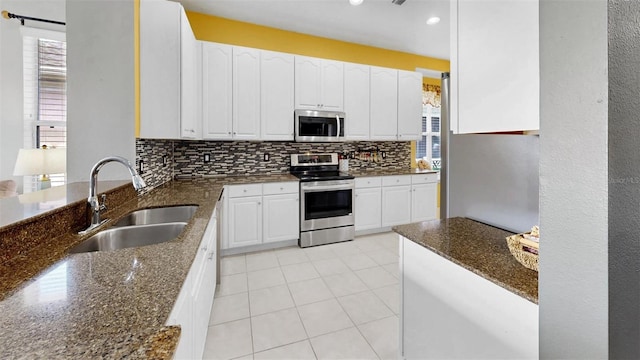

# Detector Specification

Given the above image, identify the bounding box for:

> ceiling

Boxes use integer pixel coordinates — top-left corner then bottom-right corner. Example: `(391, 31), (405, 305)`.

(176, 0), (450, 61)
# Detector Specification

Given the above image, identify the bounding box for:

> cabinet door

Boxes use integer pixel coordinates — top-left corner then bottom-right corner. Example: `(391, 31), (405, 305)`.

(452, 0), (539, 133)
(410, 183), (438, 223)
(263, 193), (299, 243)
(139, 0), (181, 139)
(320, 60), (344, 110)
(233, 46), (261, 140)
(370, 66), (399, 140)
(228, 196), (262, 248)
(295, 56), (322, 110)
(192, 218), (217, 359)
(166, 284), (193, 359)
(382, 185), (411, 227)
(344, 63), (370, 140)
(355, 187), (382, 231)
(397, 70), (422, 141)
(261, 50), (295, 140)
(180, 9), (201, 139)
(202, 42), (233, 139)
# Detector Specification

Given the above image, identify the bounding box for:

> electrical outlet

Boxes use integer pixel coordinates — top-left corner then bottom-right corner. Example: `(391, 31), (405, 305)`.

(204, 154), (211, 163)
(162, 155), (167, 167)
(139, 160), (144, 174)
(381, 151), (387, 159)
(264, 153), (270, 162)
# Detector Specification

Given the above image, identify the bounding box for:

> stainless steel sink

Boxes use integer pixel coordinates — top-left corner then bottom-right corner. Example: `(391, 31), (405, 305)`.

(113, 205), (198, 227)
(69, 222), (187, 253)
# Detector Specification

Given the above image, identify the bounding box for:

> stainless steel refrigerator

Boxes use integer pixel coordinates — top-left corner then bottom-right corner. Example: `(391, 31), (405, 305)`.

(440, 72), (540, 233)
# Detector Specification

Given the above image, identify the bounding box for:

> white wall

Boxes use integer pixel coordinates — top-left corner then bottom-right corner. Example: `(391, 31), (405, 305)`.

(539, 0), (608, 358)
(0, 0), (65, 193)
(66, 0), (135, 182)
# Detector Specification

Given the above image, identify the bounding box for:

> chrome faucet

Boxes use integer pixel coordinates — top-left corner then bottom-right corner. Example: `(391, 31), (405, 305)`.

(80, 156), (146, 234)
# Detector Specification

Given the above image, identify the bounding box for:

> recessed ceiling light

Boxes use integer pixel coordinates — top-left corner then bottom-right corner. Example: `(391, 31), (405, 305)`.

(349, 0), (364, 6)
(426, 16), (441, 25)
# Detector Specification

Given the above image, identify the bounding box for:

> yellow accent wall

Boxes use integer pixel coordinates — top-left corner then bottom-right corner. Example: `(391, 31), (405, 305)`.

(186, 12), (449, 72)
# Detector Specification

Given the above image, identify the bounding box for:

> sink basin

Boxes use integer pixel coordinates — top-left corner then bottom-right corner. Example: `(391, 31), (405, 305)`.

(113, 205), (198, 227)
(69, 222), (187, 253)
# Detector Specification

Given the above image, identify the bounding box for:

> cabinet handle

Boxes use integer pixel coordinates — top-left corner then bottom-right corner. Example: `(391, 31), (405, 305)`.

(228, 132), (231, 135)
(280, 187), (284, 190)
(208, 252), (215, 260)
(201, 246), (208, 252)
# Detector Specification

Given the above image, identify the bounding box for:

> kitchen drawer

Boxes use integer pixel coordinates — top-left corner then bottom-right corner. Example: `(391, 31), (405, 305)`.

(227, 184), (263, 198)
(382, 175), (411, 187)
(411, 173), (439, 184)
(355, 177), (382, 189)
(263, 181), (299, 195)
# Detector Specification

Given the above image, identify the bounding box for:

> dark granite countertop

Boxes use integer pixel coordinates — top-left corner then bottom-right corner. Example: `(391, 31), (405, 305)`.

(0, 174), (298, 359)
(349, 168), (438, 177)
(393, 217), (538, 304)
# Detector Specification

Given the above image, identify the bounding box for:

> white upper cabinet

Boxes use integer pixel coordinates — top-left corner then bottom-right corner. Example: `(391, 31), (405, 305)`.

(232, 46), (261, 140)
(202, 42), (233, 140)
(261, 50), (295, 140)
(370, 66), (399, 140)
(295, 56), (344, 111)
(397, 70), (422, 141)
(344, 63), (370, 140)
(451, 0), (539, 133)
(139, 0), (181, 139)
(179, 8), (201, 139)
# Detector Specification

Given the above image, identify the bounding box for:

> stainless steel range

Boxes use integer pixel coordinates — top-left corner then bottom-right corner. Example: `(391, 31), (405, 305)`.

(290, 153), (355, 248)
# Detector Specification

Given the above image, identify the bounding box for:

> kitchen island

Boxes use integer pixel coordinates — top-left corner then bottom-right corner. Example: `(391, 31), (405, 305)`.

(393, 217), (538, 359)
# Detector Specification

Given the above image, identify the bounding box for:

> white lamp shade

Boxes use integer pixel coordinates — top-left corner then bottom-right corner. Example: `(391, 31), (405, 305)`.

(13, 148), (66, 176)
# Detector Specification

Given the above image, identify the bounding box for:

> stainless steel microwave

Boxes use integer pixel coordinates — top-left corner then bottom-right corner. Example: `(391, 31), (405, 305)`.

(294, 109), (346, 142)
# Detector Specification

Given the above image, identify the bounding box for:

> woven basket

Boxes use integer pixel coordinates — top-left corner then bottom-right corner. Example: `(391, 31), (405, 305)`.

(506, 234), (539, 272)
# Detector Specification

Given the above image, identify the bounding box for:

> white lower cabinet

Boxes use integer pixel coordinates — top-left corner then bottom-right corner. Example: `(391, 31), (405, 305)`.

(410, 173), (439, 223)
(381, 176), (412, 227)
(228, 196), (263, 248)
(167, 212), (217, 360)
(400, 237), (538, 359)
(224, 182), (299, 250)
(356, 174), (438, 232)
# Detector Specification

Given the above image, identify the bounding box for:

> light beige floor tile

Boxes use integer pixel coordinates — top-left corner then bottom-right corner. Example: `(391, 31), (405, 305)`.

(373, 284), (400, 314)
(297, 298), (354, 338)
(309, 327), (378, 360)
(276, 250), (311, 266)
(338, 290), (394, 325)
(288, 277), (335, 306)
(365, 249), (399, 266)
(247, 268), (286, 291)
(382, 263), (400, 279)
(353, 238), (384, 252)
(251, 308), (308, 352)
(323, 271), (369, 297)
(281, 262), (320, 283)
(326, 240), (362, 256)
(231, 355), (254, 360)
(311, 258), (351, 277)
(210, 292), (250, 325)
(253, 340), (316, 360)
(246, 251), (279, 272)
(341, 253), (378, 271)
(355, 266), (398, 289)
(217, 273), (248, 297)
(358, 316), (400, 360)
(303, 246), (337, 261)
(203, 318), (253, 360)
(221, 255), (247, 275)
(249, 284), (295, 316)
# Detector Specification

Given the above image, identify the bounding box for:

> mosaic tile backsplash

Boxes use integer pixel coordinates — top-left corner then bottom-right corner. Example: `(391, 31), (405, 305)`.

(137, 139), (411, 181)
(136, 139), (174, 193)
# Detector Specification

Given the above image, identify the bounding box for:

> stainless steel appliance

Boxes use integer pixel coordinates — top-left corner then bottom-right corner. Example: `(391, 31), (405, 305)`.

(294, 109), (346, 142)
(290, 153), (355, 247)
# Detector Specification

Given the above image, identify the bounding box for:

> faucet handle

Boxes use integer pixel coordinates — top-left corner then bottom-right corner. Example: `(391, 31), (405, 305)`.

(100, 194), (107, 212)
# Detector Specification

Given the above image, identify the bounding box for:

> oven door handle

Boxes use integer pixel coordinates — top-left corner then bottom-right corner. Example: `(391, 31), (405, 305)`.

(336, 115), (341, 138)
(301, 185), (354, 192)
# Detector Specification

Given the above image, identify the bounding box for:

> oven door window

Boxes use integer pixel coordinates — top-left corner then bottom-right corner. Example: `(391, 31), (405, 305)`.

(298, 116), (344, 137)
(304, 189), (352, 220)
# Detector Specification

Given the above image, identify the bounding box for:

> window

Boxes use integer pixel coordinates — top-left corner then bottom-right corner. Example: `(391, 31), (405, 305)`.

(23, 29), (66, 192)
(416, 105), (441, 169)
